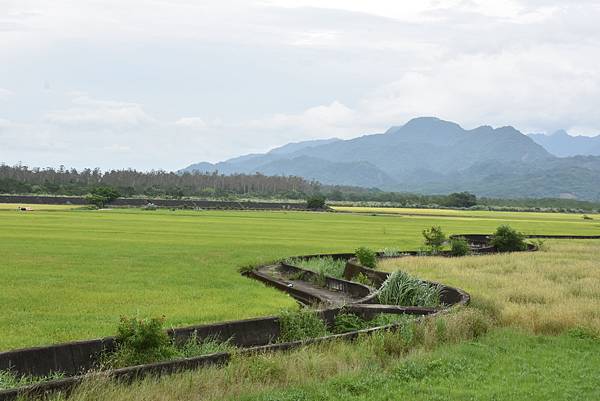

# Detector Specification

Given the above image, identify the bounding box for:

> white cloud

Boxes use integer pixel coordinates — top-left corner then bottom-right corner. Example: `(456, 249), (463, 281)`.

(0, 88), (12, 99)
(44, 95), (154, 128)
(175, 117), (208, 130)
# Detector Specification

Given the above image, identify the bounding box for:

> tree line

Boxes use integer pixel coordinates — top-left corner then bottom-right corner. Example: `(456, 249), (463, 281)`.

(0, 164), (320, 198)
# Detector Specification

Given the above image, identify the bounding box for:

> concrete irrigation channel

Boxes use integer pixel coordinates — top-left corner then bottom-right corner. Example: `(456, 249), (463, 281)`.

(2, 234), (597, 400)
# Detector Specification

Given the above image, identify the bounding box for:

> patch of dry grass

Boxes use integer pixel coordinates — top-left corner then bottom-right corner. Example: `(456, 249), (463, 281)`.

(378, 240), (600, 334)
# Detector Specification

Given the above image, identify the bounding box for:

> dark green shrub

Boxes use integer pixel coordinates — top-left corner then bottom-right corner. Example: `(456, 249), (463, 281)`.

(333, 313), (368, 334)
(355, 247), (377, 268)
(490, 225), (527, 252)
(450, 237), (471, 256)
(422, 226), (447, 254)
(582, 214), (593, 220)
(306, 194), (326, 210)
(278, 308), (329, 342)
(377, 271), (441, 307)
(107, 316), (176, 367)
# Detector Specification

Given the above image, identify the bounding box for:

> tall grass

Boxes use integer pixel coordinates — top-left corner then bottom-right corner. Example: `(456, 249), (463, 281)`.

(378, 240), (600, 334)
(377, 271), (441, 307)
(285, 256), (346, 279)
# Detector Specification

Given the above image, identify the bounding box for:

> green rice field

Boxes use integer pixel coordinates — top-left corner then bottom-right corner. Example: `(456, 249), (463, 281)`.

(1, 206), (599, 351)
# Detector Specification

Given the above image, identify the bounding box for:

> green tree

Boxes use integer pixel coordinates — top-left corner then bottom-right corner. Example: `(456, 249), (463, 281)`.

(445, 192), (477, 208)
(422, 225), (447, 254)
(306, 194), (326, 209)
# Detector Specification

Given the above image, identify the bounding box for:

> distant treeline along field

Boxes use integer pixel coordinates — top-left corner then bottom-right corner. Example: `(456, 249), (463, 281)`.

(1, 164), (600, 213)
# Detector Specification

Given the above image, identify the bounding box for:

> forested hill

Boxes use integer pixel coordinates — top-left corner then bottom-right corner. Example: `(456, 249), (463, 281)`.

(181, 117), (600, 201)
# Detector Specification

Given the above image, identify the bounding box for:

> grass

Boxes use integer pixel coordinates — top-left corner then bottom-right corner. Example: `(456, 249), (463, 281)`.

(285, 256), (346, 279)
(377, 271), (441, 307)
(49, 307), (494, 401)
(378, 239), (600, 334)
(0, 370), (64, 391)
(1, 206), (599, 351)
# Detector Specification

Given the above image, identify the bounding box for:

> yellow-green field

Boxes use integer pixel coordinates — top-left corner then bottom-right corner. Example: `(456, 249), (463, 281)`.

(1, 206), (599, 351)
(379, 240), (600, 334)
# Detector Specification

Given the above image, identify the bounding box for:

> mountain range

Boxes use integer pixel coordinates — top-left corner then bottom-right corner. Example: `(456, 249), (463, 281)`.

(181, 117), (600, 201)
(528, 130), (600, 157)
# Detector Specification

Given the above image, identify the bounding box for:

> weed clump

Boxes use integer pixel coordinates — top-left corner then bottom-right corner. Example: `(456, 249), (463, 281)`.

(450, 237), (471, 257)
(355, 247), (377, 268)
(103, 316), (234, 369)
(377, 271), (441, 307)
(490, 225), (527, 252)
(353, 272), (373, 286)
(278, 308), (329, 342)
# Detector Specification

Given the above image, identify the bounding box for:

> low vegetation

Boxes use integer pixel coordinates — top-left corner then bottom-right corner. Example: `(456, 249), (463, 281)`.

(277, 308), (329, 342)
(450, 236), (471, 256)
(285, 256), (346, 279)
(491, 224), (528, 252)
(0, 370), (64, 392)
(377, 271), (441, 307)
(102, 316), (235, 369)
(355, 247), (377, 268)
(50, 308), (499, 401)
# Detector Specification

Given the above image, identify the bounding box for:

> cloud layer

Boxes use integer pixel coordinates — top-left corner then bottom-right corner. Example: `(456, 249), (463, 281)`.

(1, 1), (600, 170)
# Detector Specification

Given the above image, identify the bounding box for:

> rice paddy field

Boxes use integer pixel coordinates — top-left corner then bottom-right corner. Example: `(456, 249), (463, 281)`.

(1, 205), (599, 351)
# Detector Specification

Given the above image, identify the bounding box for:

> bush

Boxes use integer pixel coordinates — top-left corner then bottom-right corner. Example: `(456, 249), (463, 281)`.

(450, 237), (471, 256)
(490, 225), (527, 252)
(422, 226), (447, 254)
(104, 317), (235, 368)
(306, 194), (326, 210)
(582, 214), (593, 220)
(355, 247), (377, 268)
(278, 308), (329, 342)
(107, 316), (175, 367)
(377, 271), (441, 307)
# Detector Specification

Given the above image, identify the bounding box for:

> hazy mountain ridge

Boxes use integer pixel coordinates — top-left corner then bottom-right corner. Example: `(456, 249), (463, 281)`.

(528, 130), (600, 157)
(181, 117), (600, 200)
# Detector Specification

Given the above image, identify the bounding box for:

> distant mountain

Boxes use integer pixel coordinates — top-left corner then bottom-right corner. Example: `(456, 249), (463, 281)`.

(528, 130), (600, 157)
(181, 117), (600, 201)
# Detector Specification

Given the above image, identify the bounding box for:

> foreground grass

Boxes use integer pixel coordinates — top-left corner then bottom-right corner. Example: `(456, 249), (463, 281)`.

(49, 322), (600, 401)
(236, 329), (600, 401)
(1, 207), (599, 350)
(379, 240), (600, 334)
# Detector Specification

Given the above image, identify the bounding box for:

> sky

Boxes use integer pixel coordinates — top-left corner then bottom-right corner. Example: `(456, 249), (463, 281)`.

(1, 0), (600, 171)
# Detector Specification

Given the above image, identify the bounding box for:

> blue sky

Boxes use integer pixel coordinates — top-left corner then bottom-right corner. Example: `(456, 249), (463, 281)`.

(1, 0), (599, 170)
